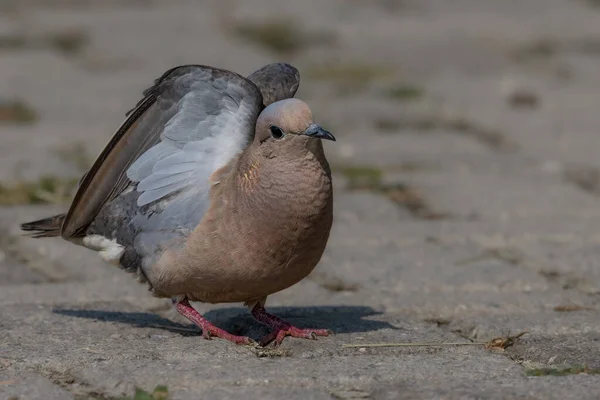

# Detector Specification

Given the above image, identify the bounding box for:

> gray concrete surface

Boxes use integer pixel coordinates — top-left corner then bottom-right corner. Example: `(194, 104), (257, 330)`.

(1, 0), (600, 399)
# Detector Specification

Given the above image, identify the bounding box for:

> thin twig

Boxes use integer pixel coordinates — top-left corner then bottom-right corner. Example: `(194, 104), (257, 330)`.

(343, 332), (529, 350)
(342, 342), (483, 348)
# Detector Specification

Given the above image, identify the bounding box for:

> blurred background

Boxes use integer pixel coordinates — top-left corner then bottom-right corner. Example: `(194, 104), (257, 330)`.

(2, 0), (600, 207)
(2, 0), (600, 187)
(2, 1), (600, 397)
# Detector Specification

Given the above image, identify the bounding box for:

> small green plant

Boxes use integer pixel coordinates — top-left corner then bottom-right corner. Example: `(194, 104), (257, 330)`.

(527, 366), (600, 376)
(120, 385), (169, 400)
(0, 176), (78, 205)
(232, 20), (333, 55)
(0, 29), (88, 56)
(385, 84), (424, 102)
(307, 63), (394, 90)
(335, 164), (447, 220)
(337, 165), (383, 190)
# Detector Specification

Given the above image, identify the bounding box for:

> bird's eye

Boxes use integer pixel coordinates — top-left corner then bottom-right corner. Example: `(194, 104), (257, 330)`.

(269, 125), (285, 139)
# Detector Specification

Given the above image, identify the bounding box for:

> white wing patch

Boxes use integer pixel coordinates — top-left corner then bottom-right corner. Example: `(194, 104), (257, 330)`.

(126, 93), (255, 207)
(83, 234), (125, 265)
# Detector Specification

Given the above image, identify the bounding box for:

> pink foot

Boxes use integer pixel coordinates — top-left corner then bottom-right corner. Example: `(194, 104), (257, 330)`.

(174, 298), (255, 345)
(251, 305), (331, 346)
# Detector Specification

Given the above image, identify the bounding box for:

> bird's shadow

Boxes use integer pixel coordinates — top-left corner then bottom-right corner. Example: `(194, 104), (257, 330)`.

(52, 305), (396, 338)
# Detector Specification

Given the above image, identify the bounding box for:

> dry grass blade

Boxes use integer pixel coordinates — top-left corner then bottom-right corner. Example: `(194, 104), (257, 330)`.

(484, 331), (528, 350)
(343, 332), (529, 350)
(342, 342), (483, 348)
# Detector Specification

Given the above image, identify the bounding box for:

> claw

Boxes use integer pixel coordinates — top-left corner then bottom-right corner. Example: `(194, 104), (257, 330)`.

(259, 327), (330, 347)
(251, 304), (331, 346)
(174, 298), (253, 345)
(259, 330), (279, 347)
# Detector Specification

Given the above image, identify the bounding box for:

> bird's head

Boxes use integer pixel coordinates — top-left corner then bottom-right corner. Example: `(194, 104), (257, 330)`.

(253, 99), (335, 149)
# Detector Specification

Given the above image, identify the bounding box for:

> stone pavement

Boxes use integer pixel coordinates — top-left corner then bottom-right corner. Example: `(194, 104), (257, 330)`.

(1, 0), (600, 398)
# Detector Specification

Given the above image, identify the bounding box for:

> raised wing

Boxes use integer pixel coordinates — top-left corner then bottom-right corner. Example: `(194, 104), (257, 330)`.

(62, 65), (263, 238)
(247, 62), (300, 106)
(126, 68), (263, 207)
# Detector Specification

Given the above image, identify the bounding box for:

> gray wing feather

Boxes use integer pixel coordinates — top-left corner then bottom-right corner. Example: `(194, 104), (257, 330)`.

(247, 62), (300, 106)
(127, 68), (262, 206)
(62, 65), (263, 239)
(62, 96), (162, 238)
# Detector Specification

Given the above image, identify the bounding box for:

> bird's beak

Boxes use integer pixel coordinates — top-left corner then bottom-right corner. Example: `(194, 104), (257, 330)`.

(303, 124), (336, 141)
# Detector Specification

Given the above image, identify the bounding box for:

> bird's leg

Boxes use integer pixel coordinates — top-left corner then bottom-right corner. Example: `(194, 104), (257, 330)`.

(250, 304), (331, 346)
(173, 298), (254, 345)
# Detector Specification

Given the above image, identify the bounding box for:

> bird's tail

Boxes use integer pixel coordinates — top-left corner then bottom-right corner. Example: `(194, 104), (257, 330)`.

(20, 213), (66, 238)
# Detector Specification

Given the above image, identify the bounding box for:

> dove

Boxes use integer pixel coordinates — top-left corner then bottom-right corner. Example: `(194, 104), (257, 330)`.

(21, 63), (335, 346)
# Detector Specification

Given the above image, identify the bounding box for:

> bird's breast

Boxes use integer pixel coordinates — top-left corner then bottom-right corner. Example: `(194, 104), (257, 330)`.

(223, 159), (333, 291)
(149, 155), (333, 303)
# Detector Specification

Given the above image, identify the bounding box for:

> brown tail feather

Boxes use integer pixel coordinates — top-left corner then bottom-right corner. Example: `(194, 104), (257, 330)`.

(20, 213), (66, 238)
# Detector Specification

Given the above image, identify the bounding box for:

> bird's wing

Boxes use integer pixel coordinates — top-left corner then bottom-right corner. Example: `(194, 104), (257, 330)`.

(61, 65), (263, 239)
(247, 62), (300, 106)
(69, 63), (299, 210)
